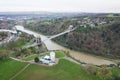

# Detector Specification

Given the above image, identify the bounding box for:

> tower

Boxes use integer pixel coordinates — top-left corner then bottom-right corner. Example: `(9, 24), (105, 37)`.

(12, 27), (18, 37)
(50, 51), (55, 62)
(36, 36), (41, 46)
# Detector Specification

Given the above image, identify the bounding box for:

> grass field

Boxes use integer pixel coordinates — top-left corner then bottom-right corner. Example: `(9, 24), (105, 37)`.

(23, 54), (38, 61)
(1, 59), (120, 80)
(0, 59), (27, 80)
(106, 14), (119, 17)
(55, 51), (65, 58)
(111, 68), (120, 79)
(13, 59), (102, 80)
(0, 47), (5, 50)
(15, 41), (28, 47)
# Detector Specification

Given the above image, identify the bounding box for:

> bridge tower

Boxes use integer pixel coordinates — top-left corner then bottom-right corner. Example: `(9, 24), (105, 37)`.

(36, 36), (41, 46)
(68, 25), (74, 30)
(12, 27), (19, 37)
(68, 25), (74, 35)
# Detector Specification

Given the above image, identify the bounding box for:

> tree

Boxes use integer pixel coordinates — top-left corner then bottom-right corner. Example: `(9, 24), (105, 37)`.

(97, 67), (113, 80)
(21, 48), (31, 55)
(117, 62), (120, 68)
(0, 50), (9, 60)
(85, 64), (97, 75)
(34, 57), (39, 63)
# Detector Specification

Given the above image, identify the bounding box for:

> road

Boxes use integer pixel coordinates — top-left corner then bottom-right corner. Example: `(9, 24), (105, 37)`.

(0, 29), (17, 33)
(43, 27), (76, 41)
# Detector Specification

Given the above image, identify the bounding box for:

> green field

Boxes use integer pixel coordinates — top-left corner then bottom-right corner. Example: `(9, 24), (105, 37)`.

(23, 54), (38, 61)
(0, 47), (5, 50)
(0, 59), (27, 80)
(55, 51), (65, 58)
(106, 14), (120, 17)
(1, 59), (120, 80)
(111, 68), (120, 80)
(13, 59), (101, 80)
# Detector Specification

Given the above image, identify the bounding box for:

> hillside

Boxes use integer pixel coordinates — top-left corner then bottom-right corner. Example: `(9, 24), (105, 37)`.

(24, 16), (120, 59)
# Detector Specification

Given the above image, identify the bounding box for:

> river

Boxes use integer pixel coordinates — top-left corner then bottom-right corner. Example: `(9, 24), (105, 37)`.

(14, 25), (116, 65)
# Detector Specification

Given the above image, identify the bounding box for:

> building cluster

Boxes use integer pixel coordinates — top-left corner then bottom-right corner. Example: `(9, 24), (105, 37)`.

(77, 17), (110, 28)
(0, 14), (55, 27)
(0, 20), (15, 29)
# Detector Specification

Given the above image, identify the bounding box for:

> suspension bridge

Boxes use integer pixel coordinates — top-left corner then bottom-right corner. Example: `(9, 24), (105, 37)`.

(0, 25), (76, 49)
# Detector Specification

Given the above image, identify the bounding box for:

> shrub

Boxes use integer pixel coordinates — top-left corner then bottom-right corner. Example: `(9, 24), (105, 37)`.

(85, 64), (97, 75)
(97, 67), (113, 80)
(34, 57), (39, 63)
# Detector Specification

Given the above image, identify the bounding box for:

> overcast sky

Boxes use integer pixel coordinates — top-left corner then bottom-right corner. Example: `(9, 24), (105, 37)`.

(0, 0), (120, 13)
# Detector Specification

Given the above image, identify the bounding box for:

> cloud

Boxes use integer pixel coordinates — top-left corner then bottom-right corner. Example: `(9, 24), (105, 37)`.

(0, 0), (120, 13)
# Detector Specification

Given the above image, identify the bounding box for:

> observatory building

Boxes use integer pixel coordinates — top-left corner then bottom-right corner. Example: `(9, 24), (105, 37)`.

(39, 51), (56, 65)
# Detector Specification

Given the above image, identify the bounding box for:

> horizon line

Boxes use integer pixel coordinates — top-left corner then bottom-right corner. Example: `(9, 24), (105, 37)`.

(0, 11), (119, 14)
